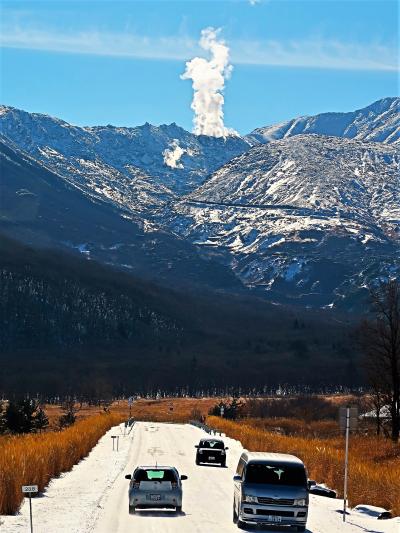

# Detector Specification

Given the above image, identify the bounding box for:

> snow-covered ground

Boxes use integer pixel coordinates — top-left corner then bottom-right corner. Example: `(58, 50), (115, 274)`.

(2, 422), (399, 533)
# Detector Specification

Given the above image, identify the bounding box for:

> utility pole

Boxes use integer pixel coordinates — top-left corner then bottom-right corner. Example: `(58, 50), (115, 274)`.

(339, 406), (358, 522)
(343, 407), (350, 522)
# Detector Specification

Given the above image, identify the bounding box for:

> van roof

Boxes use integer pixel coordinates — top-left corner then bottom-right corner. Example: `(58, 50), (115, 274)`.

(240, 451), (304, 466)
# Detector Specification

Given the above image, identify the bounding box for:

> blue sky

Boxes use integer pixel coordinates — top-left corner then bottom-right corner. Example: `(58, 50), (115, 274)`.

(0, 0), (398, 134)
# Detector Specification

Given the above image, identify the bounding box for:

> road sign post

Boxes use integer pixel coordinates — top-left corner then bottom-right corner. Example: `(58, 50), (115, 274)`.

(111, 435), (119, 451)
(22, 485), (38, 533)
(339, 406), (358, 522)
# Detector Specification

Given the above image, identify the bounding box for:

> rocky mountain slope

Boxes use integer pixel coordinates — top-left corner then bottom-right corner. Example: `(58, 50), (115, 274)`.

(247, 97), (399, 145)
(0, 137), (241, 291)
(173, 135), (399, 308)
(1, 98), (399, 309)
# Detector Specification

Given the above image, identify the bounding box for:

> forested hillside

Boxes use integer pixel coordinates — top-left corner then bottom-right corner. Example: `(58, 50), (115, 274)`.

(0, 235), (361, 395)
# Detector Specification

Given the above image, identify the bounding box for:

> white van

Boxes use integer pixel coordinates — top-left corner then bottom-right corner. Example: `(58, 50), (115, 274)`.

(233, 451), (308, 531)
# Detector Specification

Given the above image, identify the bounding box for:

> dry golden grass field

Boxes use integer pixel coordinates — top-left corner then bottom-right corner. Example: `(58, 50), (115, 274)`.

(129, 396), (220, 422)
(0, 412), (125, 515)
(0, 397), (215, 515)
(1, 397), (399, 516)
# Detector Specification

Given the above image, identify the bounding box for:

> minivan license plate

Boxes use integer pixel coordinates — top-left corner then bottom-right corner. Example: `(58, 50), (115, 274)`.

(150, 494), (161, 501)
(266, 516), (281, 523)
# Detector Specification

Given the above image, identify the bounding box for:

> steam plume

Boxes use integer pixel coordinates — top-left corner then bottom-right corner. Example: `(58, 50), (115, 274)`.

(181, 27), (236, 138)
(163, 139), (185, 169)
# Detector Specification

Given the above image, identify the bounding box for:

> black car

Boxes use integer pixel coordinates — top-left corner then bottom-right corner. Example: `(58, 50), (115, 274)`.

(195, 438), (229, 466)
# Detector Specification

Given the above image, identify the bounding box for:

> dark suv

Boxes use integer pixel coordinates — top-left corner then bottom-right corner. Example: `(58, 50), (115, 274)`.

(195, 438), (229, 467)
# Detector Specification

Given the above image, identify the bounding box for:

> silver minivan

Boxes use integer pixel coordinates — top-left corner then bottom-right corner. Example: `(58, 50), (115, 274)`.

(233, 451), (308, 531)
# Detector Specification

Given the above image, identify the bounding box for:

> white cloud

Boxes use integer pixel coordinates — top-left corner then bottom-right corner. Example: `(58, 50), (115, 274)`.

(0, 27), (198, 61)
(0, 26), (397, 72)
(163, 139), (185, 169)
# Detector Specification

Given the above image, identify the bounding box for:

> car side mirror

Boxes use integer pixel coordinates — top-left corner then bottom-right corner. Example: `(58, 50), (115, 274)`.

(125, 474), (132, 480)
(225, 447), (229, 450)
(233, 475), (241, 482)
(180, 475), (188, 481)
(194, 445), (199, 448)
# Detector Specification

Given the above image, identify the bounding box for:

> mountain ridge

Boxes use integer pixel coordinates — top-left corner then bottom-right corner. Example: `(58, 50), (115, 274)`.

(1, 98), (399, 309)
(0, 104), (252, 194)
(247, 97), (399, 145)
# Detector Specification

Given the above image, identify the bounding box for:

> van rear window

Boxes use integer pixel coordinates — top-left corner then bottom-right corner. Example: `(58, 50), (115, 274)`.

(245, 463), (306, 486)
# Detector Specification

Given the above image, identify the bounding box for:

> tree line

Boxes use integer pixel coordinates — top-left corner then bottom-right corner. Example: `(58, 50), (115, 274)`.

(0, 398), (82, 435)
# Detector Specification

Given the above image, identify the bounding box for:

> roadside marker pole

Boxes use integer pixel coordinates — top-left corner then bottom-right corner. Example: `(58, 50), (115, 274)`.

(22, 485), (38, 533)
(343, 407), (350, 522)
(111, 435), (120, 451)
(29, 493), (33, 533)
(128, 396), (134, 420)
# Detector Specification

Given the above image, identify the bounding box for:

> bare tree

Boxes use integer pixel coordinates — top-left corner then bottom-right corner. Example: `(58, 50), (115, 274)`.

(58, 397), (80, 429)
(361, 280), (400, 442)
(364, 367), (387, 436)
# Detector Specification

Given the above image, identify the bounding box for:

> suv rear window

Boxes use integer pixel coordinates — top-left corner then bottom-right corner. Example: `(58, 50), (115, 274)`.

(200, 440), (224, 449)
(134, 469), (178, 482)
(245, 463), (307, 486)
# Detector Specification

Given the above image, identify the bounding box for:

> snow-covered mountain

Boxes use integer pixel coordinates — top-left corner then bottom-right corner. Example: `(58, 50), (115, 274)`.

(173, 135), (399, 308)
(247, 97), (400, 145)
(1, 98), (399, 309)
(0, 106), (252, 194)
(0, 137), (242, 291)
(189, 135), (399, 228)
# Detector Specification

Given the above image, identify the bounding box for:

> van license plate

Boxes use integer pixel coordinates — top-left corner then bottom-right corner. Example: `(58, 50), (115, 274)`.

(150, 494), (161, 501)
(266, 516), (281, 523)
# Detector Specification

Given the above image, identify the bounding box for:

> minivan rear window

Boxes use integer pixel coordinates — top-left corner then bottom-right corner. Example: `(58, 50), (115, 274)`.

(245, 463), (307, 486)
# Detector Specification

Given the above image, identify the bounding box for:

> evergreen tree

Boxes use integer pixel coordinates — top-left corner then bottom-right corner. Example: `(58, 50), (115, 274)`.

(34, 407), (49, 432)
(4, 399), (41, 433)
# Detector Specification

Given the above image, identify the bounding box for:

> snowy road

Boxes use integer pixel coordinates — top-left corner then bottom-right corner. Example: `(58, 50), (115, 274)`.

(2, 422), (399, 533)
